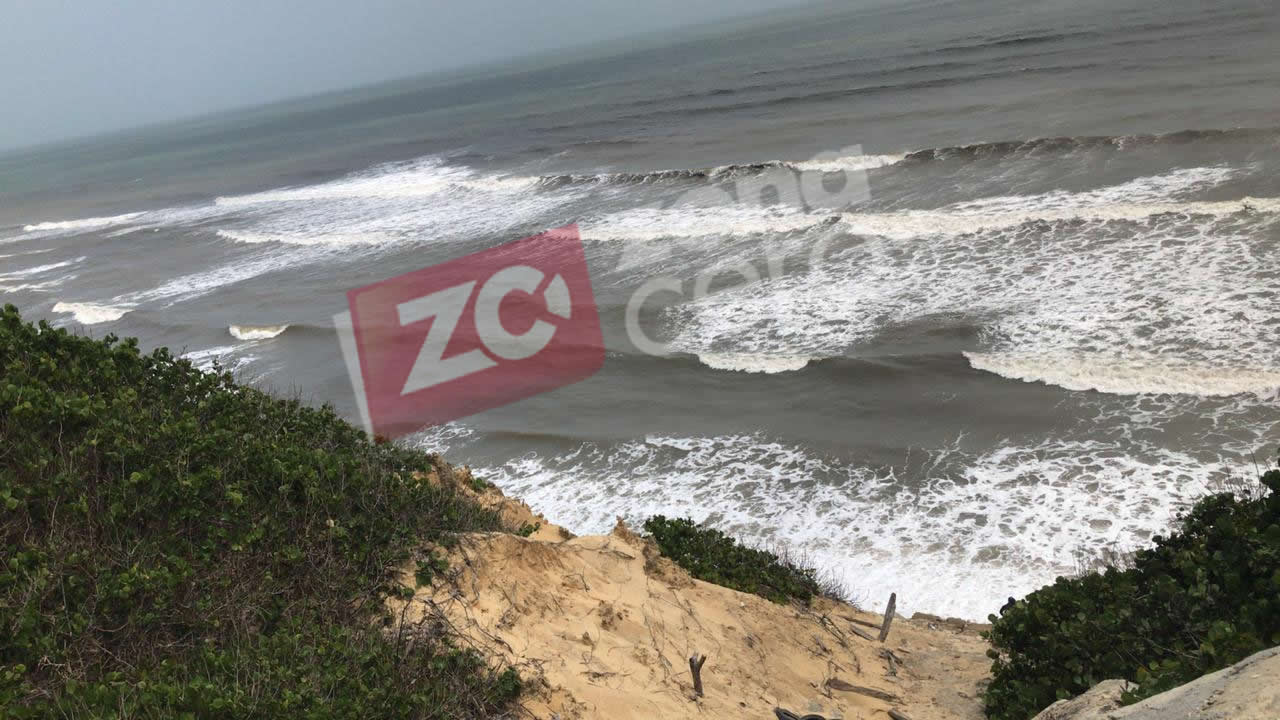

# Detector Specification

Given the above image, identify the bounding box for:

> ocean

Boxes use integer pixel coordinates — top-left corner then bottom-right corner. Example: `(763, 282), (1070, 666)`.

(2, 0), (1278, 619)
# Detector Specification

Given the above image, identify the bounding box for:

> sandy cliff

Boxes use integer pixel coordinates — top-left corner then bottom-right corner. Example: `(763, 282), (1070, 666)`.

(392, 466), (992, 719)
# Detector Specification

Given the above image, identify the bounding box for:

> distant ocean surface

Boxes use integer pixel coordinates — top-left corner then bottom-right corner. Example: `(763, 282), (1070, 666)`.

(3, 0), (1278, 619)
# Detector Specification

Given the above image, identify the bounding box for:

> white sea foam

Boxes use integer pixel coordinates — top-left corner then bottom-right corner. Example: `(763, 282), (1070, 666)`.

(793, 153), (906, 173)
(837, 196), (1280, 240)
(0, 257), (84, 292)
(0, 248), (53, 260)
(51, 301), (132, 324)
(83, 155), (574, 303)
(0, 258), (82, 279)
(582, 204), (831, 243)
(660, 167), (1280, 397)
(214, 158), (537, 207)
(404, 423), (478, 454)
(207, 157), (578, 248)
(582, 167), (1269, 252)
(229, 324), (290, 340)
(965, 352), (1280, 396)
(0, 277), (76, 293)
(181, 345), (258, 374)
(23, 212), (142, 234)
(833, 167), (1269, 240)
(129, 251), (307, 304)
(477, 431), (1242, 620)
(215, 229), (393, 246)
(697, 352), (813, 373)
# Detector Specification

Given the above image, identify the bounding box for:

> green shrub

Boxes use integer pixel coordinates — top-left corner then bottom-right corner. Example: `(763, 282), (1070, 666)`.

(0, 305), (521, 718)
(643, 516), (823, 604)
(983, 470), (1280, 719)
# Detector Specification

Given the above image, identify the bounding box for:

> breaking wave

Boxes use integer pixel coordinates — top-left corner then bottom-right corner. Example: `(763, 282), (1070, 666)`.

(22, 213), (143, 234)
(538, 154), (905, 188)
(229, 324), (290, 340)
(51, 301), (132, 325)
(540, 127), (1278, 189)
(214, 162), (538, 207)
(696, 352), (814, 374)
(580, 166), (1273, 246)
(965, 352), (1280, 397)
(838, 196), (1279, 240)
(901, 126), (1280, 164)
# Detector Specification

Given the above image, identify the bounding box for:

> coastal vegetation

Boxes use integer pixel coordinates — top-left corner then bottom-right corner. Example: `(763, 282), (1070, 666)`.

(983, 472), (1280, 719)
(643, 515), (833, 605)
(0, 306), (520, 718)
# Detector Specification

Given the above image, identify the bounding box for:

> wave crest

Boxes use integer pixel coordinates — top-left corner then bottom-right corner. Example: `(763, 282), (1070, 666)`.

(539, 154), (906, 188)
(902, 126), (1279, 164)
(23, 213), (142, 234)
(52, 302), (132, 325)
(697, 352), (813, 374)
(229, 324), (290, 340)
(965, 352), (1280, 396)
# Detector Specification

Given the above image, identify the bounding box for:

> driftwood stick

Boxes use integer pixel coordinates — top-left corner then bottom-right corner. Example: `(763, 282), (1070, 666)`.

(849, 617), (881, 630)
(824, 678), (900, 703)
(689, 653), (708, 696)
(888, 710), (915, 720)
(848, 623), (876, 642)
(878, 592), (897, 642)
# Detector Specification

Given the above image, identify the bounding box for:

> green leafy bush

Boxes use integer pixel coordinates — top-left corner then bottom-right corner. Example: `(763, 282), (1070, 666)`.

(0, 306), (521, 718)
(643, 516), (824, 604)
(983, 471), (1280, 719)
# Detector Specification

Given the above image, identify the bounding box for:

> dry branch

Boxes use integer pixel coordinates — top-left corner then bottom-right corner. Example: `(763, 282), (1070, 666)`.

(848, 624), (876, 642)
(689, 653), (708, 696)
(824, 678), (900, 703)
(879, 592), (897, 642)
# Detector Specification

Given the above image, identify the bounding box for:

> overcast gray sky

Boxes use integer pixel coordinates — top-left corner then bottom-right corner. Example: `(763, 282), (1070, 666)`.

(1, 0), (823, 151)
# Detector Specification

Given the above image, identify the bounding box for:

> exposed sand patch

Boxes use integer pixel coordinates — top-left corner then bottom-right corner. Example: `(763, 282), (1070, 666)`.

(398, 463), (991, 719)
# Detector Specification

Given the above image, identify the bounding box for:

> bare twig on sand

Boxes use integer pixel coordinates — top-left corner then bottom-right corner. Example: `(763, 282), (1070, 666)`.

(879, 593), (897, 642)
(689, 653), (708, 696)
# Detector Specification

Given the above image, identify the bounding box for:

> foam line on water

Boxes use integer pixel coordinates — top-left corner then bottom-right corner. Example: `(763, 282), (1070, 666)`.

(128, 251), (307, 305)
(476, 432), (1244, 620)
(661, 170), (1280, 397)
(581, 205), (830, 243)
(23, 212), (143, 234)
(215, 229), (393, 246)
(579, 167), (1263, 246)
(837, 196), (1279, 240)
(0, 257), (83, 279)
(181, 344), (259, 374)
(0, 257), (84, 292)
(965, 352), (1280, 396)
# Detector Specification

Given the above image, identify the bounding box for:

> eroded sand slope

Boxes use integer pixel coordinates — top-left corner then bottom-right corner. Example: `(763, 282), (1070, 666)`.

(391, 467), (991, 720)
